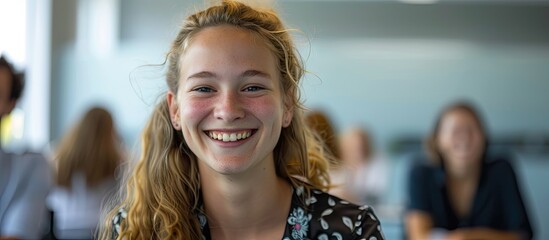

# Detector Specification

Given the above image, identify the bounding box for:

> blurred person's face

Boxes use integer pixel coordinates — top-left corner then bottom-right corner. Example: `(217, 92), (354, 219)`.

(167, 25), (292, 176)
(436, 109), (485, 177)
(0, 67), (15, 117)
(340, 130), (370, 166)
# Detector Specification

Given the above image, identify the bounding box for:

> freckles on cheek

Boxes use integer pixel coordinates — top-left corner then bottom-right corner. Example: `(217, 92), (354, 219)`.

(247, 97), (282, 120)
(180, 98), (211, 122)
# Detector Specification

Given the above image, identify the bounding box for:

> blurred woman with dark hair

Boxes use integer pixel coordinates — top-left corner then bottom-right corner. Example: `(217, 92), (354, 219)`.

(1, 55), (52, 240)
(405, 102), (533, 240)
(48, 107), (123, 239)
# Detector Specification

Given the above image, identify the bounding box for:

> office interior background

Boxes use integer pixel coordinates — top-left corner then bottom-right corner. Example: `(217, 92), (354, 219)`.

(1, 0), (548, 239)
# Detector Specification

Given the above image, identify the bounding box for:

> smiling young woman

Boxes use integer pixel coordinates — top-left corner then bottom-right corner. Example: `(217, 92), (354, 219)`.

(98, 1), (384, 239)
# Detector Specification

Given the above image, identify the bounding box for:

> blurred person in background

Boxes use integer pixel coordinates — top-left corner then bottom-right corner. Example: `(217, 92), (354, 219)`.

(48, 107), (123, 239)
(304, 110), (359, 202)
(405, 102), (533, 240)
(305, 110), (340, 160)
(0, 55), (52, 239)
(340, 126), (387, 207)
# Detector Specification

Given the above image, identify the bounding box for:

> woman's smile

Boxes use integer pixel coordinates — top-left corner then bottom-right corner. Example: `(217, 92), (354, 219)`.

(205, 129), (256, 142)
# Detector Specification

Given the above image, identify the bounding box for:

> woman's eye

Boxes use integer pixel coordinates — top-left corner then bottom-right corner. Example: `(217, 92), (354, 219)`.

(243, 86), (264, 92)
(193, 87), (214, 93)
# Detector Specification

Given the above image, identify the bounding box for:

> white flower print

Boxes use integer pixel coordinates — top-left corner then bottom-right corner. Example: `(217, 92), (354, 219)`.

(305, 195), (317, 206)
(113, 215), (120, 233)
(198, 213), (207, 229)
(378, 224), (386, 239)
(368, 212), (377, 221)
(342, 216), (354, 232)
(320, 218), (329, 230)
(321, 209), (333, 216)
(320, 208), (333, 230)
(113, 208), (126, 234)
(328, 197), (336, 207)
(288, 207), (310, 239)
(318, 232), (343, 240)
(296, 186), (304, 197)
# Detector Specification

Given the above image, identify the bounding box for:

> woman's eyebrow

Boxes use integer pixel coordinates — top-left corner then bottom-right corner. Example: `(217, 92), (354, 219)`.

(241, 69), (271, 79)
(187, 70), (271, 81)
(187, 71), (217, 80)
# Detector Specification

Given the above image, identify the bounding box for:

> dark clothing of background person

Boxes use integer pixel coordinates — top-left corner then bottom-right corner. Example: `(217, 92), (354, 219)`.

(407, 154), (533, 240)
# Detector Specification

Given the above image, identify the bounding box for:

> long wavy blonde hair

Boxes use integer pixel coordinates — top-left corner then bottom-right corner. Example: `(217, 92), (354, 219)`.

(99, 1), (331, 239)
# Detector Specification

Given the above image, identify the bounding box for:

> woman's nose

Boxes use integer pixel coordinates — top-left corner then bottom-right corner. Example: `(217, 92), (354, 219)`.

(454, 127), (474, 142)
(214, 92), (245, 122)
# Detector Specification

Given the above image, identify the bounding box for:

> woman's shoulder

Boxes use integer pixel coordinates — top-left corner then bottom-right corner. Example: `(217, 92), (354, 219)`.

(482, 157), (524, 191)
(408, 156), (439, 183)
(484, 155), (515, 172)
(482, 155), (519, 180)
(292, 187), (384, 239)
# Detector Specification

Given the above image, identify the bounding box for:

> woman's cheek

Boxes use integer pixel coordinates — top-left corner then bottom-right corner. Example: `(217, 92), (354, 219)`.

(180, 98), (212, 122)
(245, 96), (282, 119)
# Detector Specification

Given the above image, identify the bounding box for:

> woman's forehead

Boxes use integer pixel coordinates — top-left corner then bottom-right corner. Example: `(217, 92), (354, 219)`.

(178, 26), (279, 80)
(182, 25), (270, 55)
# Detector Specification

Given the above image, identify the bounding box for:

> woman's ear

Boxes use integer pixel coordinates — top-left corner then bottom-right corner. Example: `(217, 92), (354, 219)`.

(167, 91), (181, 130)
(283, 110), (293, 128)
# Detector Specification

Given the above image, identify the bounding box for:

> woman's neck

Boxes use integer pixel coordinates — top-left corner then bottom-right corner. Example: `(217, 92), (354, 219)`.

(446, 163), (481, 218)
(198, 157), (292, 239)
(446, 159), (482, 182)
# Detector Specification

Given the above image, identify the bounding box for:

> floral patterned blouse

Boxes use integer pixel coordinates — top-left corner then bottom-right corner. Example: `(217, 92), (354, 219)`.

(112, 186), (385, 239)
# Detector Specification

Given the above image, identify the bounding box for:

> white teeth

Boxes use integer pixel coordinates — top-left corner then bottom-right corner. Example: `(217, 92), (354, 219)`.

(208, 131), (252, 142)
